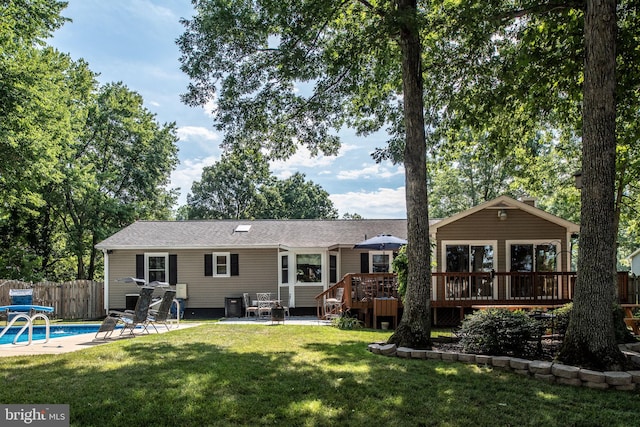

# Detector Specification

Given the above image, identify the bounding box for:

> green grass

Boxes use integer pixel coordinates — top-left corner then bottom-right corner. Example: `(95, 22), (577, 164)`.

(0, 324), (638, 426)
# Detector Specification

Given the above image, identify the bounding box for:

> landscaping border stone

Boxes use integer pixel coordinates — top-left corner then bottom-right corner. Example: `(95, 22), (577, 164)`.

(366, 342), (640, 392)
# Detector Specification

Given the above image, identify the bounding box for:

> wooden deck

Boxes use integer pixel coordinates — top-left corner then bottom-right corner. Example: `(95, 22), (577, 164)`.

(316, 272), (636, 328)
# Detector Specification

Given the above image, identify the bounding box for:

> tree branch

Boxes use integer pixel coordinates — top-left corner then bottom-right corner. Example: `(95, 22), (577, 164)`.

(356, 0), (386, 18)
(499, 1), (585, 22)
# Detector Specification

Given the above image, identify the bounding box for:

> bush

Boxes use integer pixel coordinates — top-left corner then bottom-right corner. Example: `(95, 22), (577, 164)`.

(392, 246), (408, 300)
(458, 309), (540, 357)
(332, 313), (363, 330)
(550, 303), (572, 337)
(551, 303), (636, 344)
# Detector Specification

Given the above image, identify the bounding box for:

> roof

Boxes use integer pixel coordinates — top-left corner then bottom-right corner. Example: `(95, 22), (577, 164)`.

(95, 196), (580, 251)
(95, 219), (415, 250)
(428, 195), (580, 234)
(628, 248), (640, 260)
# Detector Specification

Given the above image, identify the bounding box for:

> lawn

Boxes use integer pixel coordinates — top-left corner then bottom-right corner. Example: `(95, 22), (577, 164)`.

(0, 324), (637, 426)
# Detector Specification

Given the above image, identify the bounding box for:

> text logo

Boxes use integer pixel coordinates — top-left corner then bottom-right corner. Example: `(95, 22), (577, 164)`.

(1, 405), (69, 426)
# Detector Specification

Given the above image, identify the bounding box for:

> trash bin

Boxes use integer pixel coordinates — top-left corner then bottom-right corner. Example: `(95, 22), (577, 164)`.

(225, 297), (242, 318)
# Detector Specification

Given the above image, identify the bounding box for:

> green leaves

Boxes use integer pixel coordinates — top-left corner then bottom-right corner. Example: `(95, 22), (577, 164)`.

(184, 152), (337, 220)
(0, 3), (179, 280)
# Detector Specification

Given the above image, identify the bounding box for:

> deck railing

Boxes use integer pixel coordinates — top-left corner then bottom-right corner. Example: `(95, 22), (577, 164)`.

(316, 271), (633, 317)
(431, 271), (630, 307)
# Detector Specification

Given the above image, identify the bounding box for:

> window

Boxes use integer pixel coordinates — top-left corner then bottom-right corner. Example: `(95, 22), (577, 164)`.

(510, 244), (557, 272)
(212, 252), (230, 277)
(145, 253), (168, 283)
(509, 242), (559, 298)
(281, 255), (289, 284)
(445, 244), (494, 273)
(329, 254), (338, 283)
(369, 251), (393, 273)
(296, 254), (321, 283)
(443, 243), (495, 299)
(204, 253), (238, 277)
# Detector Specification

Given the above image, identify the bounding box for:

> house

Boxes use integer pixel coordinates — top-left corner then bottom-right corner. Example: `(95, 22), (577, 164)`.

(629, 248), (640, 276)
(427, 195), (580, 324)
(96, 195), (586, 324)
(95, 219), (409, 317)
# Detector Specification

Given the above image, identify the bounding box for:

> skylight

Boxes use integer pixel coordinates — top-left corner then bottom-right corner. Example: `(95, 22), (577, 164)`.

(235, 224), (251, 232)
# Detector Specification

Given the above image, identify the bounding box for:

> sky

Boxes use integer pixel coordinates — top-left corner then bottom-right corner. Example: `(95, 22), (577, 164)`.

(49, 0), (407, 218)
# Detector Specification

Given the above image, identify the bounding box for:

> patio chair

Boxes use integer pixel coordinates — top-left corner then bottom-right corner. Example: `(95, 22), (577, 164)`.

(9, 288), (33, 305)
(7, 288), (35, 322)
(325, 287), (344, 319)
(94, 316), (120, 340)
(98, 286), (155, 337)
(257, 292), (272, 319)
(146, 289), (177, 333)
(243, 293), (259, 318)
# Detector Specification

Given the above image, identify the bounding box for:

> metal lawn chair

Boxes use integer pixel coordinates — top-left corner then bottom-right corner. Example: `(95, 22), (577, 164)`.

(146, 290), (177, 332)
(96, 287), (154, 338)
(243, 293), (259, 318)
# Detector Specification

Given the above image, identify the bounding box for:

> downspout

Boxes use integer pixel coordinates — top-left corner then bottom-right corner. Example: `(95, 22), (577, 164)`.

(102, 249), (110, 312)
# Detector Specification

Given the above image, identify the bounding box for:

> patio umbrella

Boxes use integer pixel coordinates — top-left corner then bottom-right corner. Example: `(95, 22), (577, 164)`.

(353, 234), (407, 250)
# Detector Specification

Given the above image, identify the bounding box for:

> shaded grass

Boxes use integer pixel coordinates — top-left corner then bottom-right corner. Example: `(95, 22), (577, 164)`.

(0, 324), (638, 426)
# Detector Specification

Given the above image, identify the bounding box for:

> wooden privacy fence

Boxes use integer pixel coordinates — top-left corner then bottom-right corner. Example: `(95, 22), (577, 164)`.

(0, 279), (105, 320)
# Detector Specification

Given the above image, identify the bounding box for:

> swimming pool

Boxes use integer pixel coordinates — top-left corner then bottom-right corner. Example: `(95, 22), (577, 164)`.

(0, 324), (107, 345)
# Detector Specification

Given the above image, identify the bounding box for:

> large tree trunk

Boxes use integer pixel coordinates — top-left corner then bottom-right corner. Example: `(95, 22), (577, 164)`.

(387, 0), (432, 349)
(557, 0), (626, 370)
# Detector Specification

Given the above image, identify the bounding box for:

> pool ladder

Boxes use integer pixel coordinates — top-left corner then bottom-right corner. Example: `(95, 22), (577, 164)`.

(0, 312), (50, 345)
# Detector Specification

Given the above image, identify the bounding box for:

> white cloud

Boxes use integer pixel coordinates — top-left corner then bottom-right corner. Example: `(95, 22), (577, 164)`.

(169, 155), (219, 205)
(330, 187), (407, 219)
(177, 126), (219, 142)
(336, 164), (405, 180)
(203, 98), (218, 118)
(125, 1), (179, 25)
(269, 143), (358, 178)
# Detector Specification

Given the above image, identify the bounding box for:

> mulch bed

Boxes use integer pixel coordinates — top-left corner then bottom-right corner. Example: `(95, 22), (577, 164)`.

(431, 335), (566, 362)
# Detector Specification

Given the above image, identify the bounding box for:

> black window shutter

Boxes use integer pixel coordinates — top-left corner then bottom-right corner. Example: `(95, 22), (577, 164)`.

(169, 254), (178, 285)
(360, 253), (369, 273)
(231, 254), (239, 276)
(330, 255), (337, 283)
(136, 254), (144, 279)
(204, 254), (213, 276)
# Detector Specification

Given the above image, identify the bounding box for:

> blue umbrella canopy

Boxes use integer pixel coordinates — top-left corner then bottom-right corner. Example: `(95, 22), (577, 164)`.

(353, 234), (407, 250)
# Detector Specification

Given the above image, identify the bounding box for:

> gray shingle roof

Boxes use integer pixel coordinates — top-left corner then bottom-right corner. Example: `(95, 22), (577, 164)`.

(95, 219), (432, 250)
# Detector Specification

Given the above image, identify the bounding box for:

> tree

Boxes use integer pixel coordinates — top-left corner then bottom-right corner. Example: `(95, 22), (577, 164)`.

(557, 0), (625, 369)
(1, 0), (71, 211)
(186, 150), (271, 219)
(185, 155), (338, 220)
(255, 172), (338, 219)
(179, 0), (432, 348)
(424, 0), (633, 369)
(0, 1), (77, 280)
(0, 2), (180, 280)
(58, 82), (179, 279)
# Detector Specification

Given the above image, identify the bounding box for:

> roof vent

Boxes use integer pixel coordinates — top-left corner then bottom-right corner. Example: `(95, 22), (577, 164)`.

(235, 224), (251, 233)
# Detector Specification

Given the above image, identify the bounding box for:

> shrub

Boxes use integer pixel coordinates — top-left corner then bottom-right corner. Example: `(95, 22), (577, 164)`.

(392, 246), (407, 301)
(550, 303), (572, 337)
(458, 309), (540, 357)
(332, 313), (363, 330)
(551, 303), (636, 344)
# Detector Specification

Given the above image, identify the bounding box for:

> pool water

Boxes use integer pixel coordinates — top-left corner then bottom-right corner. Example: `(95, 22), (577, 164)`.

(0, 324), (107, 345)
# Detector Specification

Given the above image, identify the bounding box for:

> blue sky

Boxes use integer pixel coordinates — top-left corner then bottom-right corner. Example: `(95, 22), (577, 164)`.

(49, 0), (407, 218)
